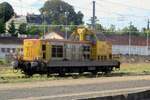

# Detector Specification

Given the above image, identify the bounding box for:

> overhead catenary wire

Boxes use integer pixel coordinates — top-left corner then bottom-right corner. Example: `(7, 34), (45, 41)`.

(22, 0), (149, 31)
(73, 2), (149, 20)
(96, 1), (149, 19)
(97, 0), (150, 12)
(16, 0), (149, 20)
(27, 24), (145, 32)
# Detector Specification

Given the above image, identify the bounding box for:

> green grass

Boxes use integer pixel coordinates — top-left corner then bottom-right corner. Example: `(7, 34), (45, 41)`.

(0, 67), (57, 83)
(115, 63), (150, 75)
(0, 59), (5, 65)
(0, 63), (150, 83)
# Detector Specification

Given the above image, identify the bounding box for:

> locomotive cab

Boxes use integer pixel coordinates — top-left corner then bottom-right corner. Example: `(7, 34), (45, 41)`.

(12, 39), (51, 75)
(23, 39), (51, 62)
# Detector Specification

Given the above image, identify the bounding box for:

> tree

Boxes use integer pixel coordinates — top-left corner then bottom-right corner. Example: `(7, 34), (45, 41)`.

(18, 23), (27, 35)
(26, 26), (44, 36)
(141, 27), (150, 37)
(0, 19), (5, 34)
(109, 24), (116, 32)
(75, 11), (84, 25)
(40, 0), (84, 25)
(106, 24), (116, 34)
(8, 20), (16, 35)
(0, 2), (14, 23)
(121, 24), (139, 36)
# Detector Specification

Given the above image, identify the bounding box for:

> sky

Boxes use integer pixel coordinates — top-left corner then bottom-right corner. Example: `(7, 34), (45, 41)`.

(0, 0), (150, 30)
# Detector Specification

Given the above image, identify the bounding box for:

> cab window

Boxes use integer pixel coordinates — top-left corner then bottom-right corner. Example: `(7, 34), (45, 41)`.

(52, 45), (63, 58)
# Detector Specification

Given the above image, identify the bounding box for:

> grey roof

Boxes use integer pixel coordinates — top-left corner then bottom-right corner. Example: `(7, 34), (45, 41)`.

(0, 37), (23, 44)
(0, 37), (38, 44)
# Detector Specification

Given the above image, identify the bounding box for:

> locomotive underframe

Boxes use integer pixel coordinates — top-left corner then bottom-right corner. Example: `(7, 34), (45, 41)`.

(15, 60), (120, 76)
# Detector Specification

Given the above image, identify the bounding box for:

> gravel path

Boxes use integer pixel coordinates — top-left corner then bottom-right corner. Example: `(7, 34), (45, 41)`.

(1, 75), (150, 100)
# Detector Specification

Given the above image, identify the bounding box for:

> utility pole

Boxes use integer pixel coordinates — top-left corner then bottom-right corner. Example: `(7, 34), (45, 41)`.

(147, 19), (150, 56)
(92, 1), (96, 30)
(65, 12), (69, 40)
(129, 22), (132, 57)
(64, 12), (69, 60)
(42, 12), (46, 39)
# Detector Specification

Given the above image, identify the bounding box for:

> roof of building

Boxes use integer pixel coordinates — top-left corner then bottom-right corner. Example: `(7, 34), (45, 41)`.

(0, 32), (149, 46)
(0, 37), (23, 44)
(7, 16), (27, 24)
(44, 32), (64, 40)
(105, 34), (149, 46)
(45, 31), (71, 39)
(0, 37), (37, 44)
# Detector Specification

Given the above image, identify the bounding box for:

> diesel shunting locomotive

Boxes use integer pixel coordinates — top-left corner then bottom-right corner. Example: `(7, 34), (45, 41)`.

(12, 27), (120, 76)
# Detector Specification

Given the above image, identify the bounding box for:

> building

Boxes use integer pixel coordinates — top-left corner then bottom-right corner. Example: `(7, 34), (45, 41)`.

(44, 32), (65, 40)
(0, 37), (23, 59)
(6, 14), (42, 32)
(6, 15), (27, 31)
(105, 35), (150, 56)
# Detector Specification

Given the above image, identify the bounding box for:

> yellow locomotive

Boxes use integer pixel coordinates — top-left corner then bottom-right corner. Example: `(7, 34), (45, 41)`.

(12, 27), (120, 76)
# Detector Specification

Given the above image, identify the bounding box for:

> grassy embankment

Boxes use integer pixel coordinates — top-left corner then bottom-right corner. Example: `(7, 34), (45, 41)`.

(0, 67), (57, 83)
(0, 63), (150, 83)
(117, 63), (150, 75)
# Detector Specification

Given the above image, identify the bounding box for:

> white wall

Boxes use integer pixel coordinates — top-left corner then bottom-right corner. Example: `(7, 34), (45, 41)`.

(112, 45), (149, 55)
(0, 44), (23, 59)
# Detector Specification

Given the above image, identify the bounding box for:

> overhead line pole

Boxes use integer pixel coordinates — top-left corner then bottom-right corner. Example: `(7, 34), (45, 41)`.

(147, 19), (150, 56)
(42, 12), (46, 39)
(65, 12), (69, 40)
(129, 22), (132, 57)
(92, 1), (96, 30)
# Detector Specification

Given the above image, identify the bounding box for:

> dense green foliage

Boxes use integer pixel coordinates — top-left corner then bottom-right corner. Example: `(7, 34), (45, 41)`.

(121, 24), (139, 35)
(0, 2), (14, 23)
(8, 20), (16, 35)
(26, 26), (43, 36)
(0, 2), (14, 34)
(0, 19), (5, 34)
(40, 0), (84, 25)
(18, 23), (27, 35)
(87, 18), (147, 36)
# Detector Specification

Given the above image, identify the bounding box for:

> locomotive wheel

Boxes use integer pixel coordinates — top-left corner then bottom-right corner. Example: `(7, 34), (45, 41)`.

(24, 73), (33, 78)
(58, 68), (66, 76)
(102, 66), (112, 75)
(58, 72), (65, 77)
(91, 71), (98, 75)
(47, 74), (51, 78)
